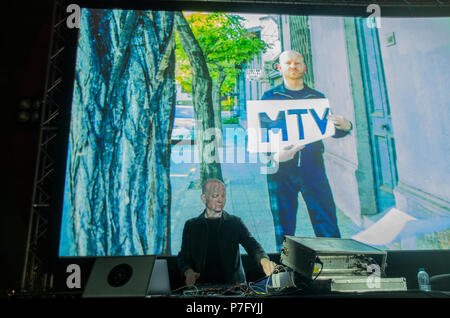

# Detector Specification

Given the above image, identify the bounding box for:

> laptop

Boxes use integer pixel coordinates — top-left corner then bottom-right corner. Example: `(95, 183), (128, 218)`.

(147, 259), (171, 296)
(82, 255), (171, 298)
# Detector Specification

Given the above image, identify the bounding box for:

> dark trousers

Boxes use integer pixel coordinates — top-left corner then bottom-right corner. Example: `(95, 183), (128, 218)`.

(267, 156), (341, 251)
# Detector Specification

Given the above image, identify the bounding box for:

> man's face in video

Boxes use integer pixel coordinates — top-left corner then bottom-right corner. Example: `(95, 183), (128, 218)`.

(277, 51), (307, 81)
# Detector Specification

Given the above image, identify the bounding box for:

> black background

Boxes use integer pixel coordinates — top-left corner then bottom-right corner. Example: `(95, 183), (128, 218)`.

(2, 0), (450, 299)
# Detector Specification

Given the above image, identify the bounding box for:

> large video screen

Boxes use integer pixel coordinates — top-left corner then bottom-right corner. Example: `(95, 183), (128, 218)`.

(59, 7), (450, 256)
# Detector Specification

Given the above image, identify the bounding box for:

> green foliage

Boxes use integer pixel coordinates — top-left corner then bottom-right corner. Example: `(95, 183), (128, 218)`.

(222, 117), (239, 124)
(221, 97), (235, 111)
(175, 12), (268, 101)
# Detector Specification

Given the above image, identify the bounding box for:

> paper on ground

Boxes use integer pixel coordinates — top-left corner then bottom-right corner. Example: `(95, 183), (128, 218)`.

(351, 208), (416, 246)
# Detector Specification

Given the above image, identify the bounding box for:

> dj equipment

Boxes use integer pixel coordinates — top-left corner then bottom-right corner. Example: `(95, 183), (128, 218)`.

(280, 236), (407, 293)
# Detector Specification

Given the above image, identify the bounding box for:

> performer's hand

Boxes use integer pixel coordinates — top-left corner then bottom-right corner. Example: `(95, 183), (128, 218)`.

(273, 144), (305, 162)
(328, 114), (352, 131)
(184, 268), (200, 287)
(260, 258), (276, 277)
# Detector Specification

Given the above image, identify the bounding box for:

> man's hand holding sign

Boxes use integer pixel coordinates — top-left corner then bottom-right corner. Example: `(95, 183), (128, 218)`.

(275, 113), (351, 162)
(328, 114), (353, 132)
(274, 144), (305, 163)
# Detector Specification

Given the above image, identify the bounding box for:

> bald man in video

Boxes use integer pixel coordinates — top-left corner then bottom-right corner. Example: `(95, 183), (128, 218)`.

(262, 50), (352, 251)
(177, 178), (275, 287)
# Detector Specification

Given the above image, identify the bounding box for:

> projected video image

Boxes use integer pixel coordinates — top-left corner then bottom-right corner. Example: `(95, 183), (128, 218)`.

(59, 8), (450, 256)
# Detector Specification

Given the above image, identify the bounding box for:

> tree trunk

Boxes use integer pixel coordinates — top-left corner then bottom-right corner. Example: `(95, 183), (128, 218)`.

(174, 12), (223, 184)
(67, 9), (175, 256)
(212, 65), (226, 147)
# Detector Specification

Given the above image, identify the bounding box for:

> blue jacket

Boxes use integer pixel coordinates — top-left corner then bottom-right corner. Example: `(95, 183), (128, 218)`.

(262, 83), (325, 100)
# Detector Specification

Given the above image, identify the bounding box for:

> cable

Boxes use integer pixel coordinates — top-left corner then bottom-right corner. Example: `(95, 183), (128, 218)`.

(312, 257), (323, 282)
(170, 284), (200, 296)
(177, 265), (302, 297)
(265, 272), (271, 294)
(251, 264), (301, 296)
(220, 283), (247, 296)
(179, 283), (253, 297)
(248, 275), (271, 295)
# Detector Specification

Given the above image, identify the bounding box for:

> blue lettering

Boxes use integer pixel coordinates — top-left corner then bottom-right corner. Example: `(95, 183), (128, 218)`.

(309, 108), (330, 135)
(258, 108), (330, 143)
(287, 109), (308, 140)
(259, 111), (288, 143)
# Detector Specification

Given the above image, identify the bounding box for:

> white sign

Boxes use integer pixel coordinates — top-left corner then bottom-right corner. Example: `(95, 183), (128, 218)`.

(246, 98), (335, 153)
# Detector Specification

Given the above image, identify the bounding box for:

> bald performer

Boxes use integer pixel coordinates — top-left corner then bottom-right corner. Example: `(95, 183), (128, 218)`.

(177, 178), (275, 287)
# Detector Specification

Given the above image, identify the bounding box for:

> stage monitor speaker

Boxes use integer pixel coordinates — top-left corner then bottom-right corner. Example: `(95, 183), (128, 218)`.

(82, 255), (156, 298)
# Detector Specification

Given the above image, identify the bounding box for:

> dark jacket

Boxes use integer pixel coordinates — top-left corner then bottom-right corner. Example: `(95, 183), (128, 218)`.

(177, 210), (269, 285)
(261, 83), (326, 101)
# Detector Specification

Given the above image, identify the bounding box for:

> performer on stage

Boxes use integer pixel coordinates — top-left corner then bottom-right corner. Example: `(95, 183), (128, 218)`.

(178, 178), (275, 286)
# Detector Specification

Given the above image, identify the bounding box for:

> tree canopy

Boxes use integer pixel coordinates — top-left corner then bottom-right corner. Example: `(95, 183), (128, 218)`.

(176, 12), (268, 101)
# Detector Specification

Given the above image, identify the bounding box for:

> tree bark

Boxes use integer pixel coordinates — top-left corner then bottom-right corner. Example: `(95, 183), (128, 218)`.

(67, 9), (175, 256)
(174, 11), (223, 184)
